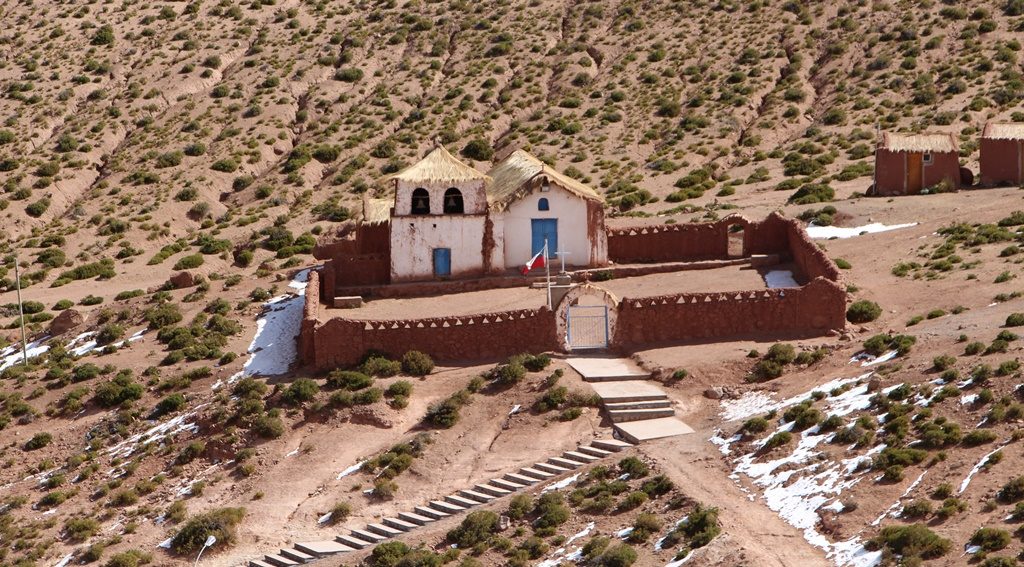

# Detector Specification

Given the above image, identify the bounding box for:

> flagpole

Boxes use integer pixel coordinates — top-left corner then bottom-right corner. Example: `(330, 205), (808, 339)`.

(13, 251), (27, 366)
(544, 239), (552, 309)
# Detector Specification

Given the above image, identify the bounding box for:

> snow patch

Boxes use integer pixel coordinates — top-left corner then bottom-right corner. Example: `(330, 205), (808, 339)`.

(242, 269), (309, 376)
(52, 554), (74, 567)
(0, 337), (50, 371)
(337, 460), (367, 480)
(542, 473), (581, 493)
(959, 443), (1008, 494)
(807, 223), (917, 240)
(765, 270), (799, 289)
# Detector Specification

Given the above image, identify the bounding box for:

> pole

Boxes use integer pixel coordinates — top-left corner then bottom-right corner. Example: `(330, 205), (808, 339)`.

(544, 239), (552, 309)
(13, 251), (27, 366)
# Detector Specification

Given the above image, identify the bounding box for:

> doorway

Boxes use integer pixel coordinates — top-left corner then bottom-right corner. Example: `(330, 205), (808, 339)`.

(531, 218), (558, 258)
(433, 248), (451, 278)
(906, 153), (923, 194)
(727, 224), (745, 258)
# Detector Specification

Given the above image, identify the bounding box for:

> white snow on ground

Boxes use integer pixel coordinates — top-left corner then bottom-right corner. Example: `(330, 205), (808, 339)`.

(664, 555), (693, 567)
(240, 269), (310, 377)
(959, 443), (1008, 494)
(806, 223), (918, 240)
(872, 471), (927, 526)
(542, 473), (580, 493)
(509, 404), (522, 416)
(212, 269), (311, 390)
(337, 460), (367, 480)
(719, 373), (874, 423)
(158, 537), (173, 549)
(765, 270), (799, 289)
(0, 337), (50, 371)
(536, 522), (596, 567)
(709, 431), (741, 455)
(318, 512), (333, 525)
(849, 351), (899, 367)
(106, 405), (207, 459)
(616, 527), (633, 539)
(654, 516), (688, 550)
(716, 375), (892, 567)
(959, 394), (978, 406)
(52, 553), (73, 567)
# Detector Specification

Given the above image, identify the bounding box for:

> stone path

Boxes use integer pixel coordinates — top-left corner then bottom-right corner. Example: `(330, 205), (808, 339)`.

(240, 438), (633, 567)
(571, 356), (694, 443)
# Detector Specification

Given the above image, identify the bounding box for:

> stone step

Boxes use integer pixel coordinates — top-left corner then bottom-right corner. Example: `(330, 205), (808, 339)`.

(490, 477), (528, 491)
(503, 472), (539, 485)
(383, 517), (419, 532)
(474, 483), (512, 498)
(563, 450), (600, 463)
(547, 456), (584, 469)
(608, 408), (676, 423)
(444, 494), (480, 508)
(577, 445), (614, 458)
(279, 549), (314, 563)
(294, 541), (355, 557)
(398, 511), (435, 526)
(534, 461), (572, 475)
(350, 529), (387, 544)
(519, 467), (555, 480)
(263, 554), (299, 567)
(430, 500), (466, 514)
(458, 489), (496, 503)
(415, 505), (450, 520)
(335, 535), (373, 550)
(367, 523), (404, 538)
(590, 439), (633, 452)
(250, 560), (274, 567)
(604, 399), (672, 411)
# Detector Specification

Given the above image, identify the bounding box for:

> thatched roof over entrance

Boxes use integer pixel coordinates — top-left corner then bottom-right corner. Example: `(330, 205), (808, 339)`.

(982, 122), (1024, 141)
(486, 149), (603, 212)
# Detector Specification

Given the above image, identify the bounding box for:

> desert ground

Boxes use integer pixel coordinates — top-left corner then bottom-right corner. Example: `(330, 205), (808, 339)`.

(4, 1), (1024, 567)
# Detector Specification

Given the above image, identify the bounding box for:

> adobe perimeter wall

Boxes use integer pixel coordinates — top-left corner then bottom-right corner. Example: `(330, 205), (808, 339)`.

(607, 221), (728, 263)
(980, 138), (1022, 187)
(614, 277), (847, 347)
(302, 273), (558, 369)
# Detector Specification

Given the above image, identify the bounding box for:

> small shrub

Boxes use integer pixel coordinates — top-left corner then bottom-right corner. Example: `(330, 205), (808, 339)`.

(847, 300), (882, 324)
(170, 507), (245, 554)
(400, 351), (434, 376)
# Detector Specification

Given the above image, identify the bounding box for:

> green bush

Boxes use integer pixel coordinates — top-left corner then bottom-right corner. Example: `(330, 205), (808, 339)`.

(103, 550), (151, 567)
(385, 380), (413, 397)
(361, 355), (401, 377)
(847, 300), (882, 324)
(594, 544), (638, 567)
(447, 510), (499, 547)
(328, 501), (351, 524)
(461, 139), (494, 161)
(789, 183), (834, 205)
(764, 431), (792, 449)
(173, 254), (204, 270)
(369, 541), (409, 567)
(506, 494), (533, 520)
(281, 378), (319, 406)
(327, 370), (373, 390)
(93, 374), (144, 407)
(1007, 313), (1024, 327)
(153, 393), (187, 418)
(400, 350), (434, 376)
(970, 527), (1011, 552)
(170, 507), (245, 554)
(866, 524), (951, 561)
(618, 457), (649, 478)
(24, 432), (52, 451)
(532, 492), (570, 529)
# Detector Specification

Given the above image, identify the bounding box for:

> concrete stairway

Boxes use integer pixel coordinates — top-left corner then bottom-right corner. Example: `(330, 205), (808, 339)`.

(243, 438), (633, 567)
(569, 357), (695, 443)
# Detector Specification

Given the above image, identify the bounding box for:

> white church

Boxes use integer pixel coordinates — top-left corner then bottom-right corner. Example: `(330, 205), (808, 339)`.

(368, 145), (608, 283)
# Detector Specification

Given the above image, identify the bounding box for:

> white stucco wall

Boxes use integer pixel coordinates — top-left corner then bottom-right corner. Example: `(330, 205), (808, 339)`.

(389, 215), (490, 281)
(394, 179), (488, 216)
(502, 187), (596, 268)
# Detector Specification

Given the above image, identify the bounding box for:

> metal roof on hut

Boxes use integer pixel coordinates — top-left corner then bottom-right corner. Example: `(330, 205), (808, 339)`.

(982, 122), (1024, 141)
(878, 132), (958, 153)
(386, 145), (490, 184)
(486, 149), (603, 212)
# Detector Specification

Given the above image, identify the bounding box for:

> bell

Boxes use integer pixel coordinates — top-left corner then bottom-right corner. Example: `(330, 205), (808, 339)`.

(446, 195), (458, 207)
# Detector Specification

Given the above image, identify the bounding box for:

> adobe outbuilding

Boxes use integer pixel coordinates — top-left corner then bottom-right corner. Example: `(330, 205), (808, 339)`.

(873, 132), (962, 196)
(980, 122), (1024, 187)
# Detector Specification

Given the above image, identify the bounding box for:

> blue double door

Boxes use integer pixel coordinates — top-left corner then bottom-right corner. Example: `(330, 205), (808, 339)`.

(433, 248), (451, 277)
(531, 219), (558, 258)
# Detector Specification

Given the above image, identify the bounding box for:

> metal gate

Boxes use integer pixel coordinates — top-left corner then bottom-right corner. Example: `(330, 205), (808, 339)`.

(566, 305), (609, 350)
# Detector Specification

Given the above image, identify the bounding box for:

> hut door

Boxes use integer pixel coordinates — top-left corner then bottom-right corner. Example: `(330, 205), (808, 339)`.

(906, 153), (923, 194)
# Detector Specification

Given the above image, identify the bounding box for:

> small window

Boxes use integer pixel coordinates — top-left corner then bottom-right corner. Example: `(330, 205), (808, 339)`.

(923, 153), (933, 165)
(411, 188), (430, 215)
(443, 187), (464, 214)
(538, 198), (550, 211)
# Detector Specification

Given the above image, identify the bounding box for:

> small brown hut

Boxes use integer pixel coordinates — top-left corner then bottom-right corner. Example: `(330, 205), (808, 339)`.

(873, 132), (962, 196)
(980, 122), (1024, 187)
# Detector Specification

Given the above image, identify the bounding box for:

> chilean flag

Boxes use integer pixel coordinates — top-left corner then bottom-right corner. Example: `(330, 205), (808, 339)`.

(520, 250), (546, 275)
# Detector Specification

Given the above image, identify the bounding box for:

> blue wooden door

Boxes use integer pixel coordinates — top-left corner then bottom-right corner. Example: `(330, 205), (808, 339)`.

(433, 248), (451, 277)
(531, 219), (558, 258)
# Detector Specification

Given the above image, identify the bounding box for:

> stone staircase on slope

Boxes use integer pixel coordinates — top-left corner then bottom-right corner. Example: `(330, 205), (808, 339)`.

(568, 357), (695, 444)
(243, 438), (633, 567)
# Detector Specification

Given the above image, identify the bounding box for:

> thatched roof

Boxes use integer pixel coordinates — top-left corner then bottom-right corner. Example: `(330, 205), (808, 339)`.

(983, 122), (1024, 140)
(360, 197), (392, 225)
(387, 145), (490, 184)
(486, 149), (603, 211)
(879, 132), (958, 153)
